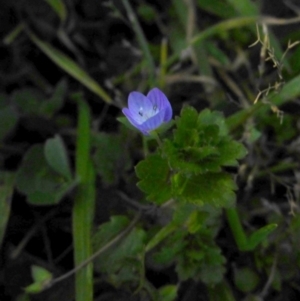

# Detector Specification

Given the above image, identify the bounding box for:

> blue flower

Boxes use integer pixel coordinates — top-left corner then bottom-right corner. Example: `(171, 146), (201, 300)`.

(122, 88), (172, 135)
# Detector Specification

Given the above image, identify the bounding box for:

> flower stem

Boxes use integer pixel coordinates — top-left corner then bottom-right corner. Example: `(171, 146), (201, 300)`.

(151, 131), (163, 148)
(72, 94), (95, 301)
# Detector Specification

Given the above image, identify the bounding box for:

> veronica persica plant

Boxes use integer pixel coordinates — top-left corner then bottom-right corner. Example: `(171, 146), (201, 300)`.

(122, 88), (172, 135)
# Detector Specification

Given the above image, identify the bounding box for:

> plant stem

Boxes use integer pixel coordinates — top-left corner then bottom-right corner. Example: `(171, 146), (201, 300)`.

(122, 0), (156, 85)
(151, 131), (163, 147)
(49, 213), (141, 288)
(72, 94), (95, 301)
(225, 208), (248, 251)
(159, 38), (168, 89)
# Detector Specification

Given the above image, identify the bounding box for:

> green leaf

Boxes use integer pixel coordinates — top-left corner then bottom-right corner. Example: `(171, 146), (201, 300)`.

(205, 41), (231, 66)
(173, 106), (199, 145)
(117, 116), (140, 133)
(39, 79), (67, 118)
(137, 4), (156, 22)
(44, 135), (72, 180)
(25, 265), (52, 294)
(163, 139), (222, 174)
(93, 216), (146, 286)
(175, 234), (226, 284)
(0, 172), (15, 247)
(196, 0), (237, 19)
(93, 132), (131, 185)
(27, 185), (75, 205)
(172, 172), (236, 207)
(27, 32), (112, 104)
(31, 265), (52, 282)
(44, 0), (67, 21)
(197, 109), (228, 136)
(25, 282), (47, 294)
(247, 223), (277, 250)
(16, 145), (49, 195)
(207, 280), (237, 301)
(234, 267), (260, 293)
(12, 88), (44, 114)
(165, 106), (247, 175)
(198, 247), (226, 284)
(11, 83), (66, 119)
(95, 227), (146, 273)
(145, 222), (179, 253)
(158, 285), (177, 301)
(93, 216), (130, 248)
(151, 229), (186, 266)
(16, 144), (76, 205)
(136, 154), (172, 204)
(0, 106), (18, 140)
(217, 138), (248, 166)
(226, 0), (258, 16)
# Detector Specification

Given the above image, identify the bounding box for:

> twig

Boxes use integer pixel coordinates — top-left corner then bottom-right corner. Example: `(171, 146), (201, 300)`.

(46, 212), (141, 289)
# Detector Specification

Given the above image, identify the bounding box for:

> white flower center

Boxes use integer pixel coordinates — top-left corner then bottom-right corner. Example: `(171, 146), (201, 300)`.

(137, 105), (158, 123)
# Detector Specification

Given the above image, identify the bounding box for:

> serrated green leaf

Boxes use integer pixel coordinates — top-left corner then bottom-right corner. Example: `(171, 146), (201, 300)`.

(44, 135), (72, 180)
(165, 106), (247, 176)
(200, 263), (225, 285)
(93, 216), (129, 249)
(186, 211), (209, 234)
(136, 154), (172, 204)
(173, 106), (198, 145)
(172, 203), (198, 224)
(198, 247), (226, 284)
(172, 172), (236, 207)
(175, 235), (226, 284)
(93, 216), (146, 286)
(197, 109), (228, 136)
(207, 280), (236, 301)
(151, 229), (186, 265)
(217, 138), (248, 166)
(163, 139), (221, 174)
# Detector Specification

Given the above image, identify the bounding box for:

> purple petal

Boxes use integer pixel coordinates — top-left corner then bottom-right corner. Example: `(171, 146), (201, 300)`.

(140, 109), (165, 132)
(147, 88), (172, 122)
(163, 104), (172, 122)
(128, 92), (153, 119)
(122, 108), (141, 127)
(122, 108), (150, 134)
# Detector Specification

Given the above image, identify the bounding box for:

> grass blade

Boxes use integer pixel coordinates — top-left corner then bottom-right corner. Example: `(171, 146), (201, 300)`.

(27, 31), (112, 104)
